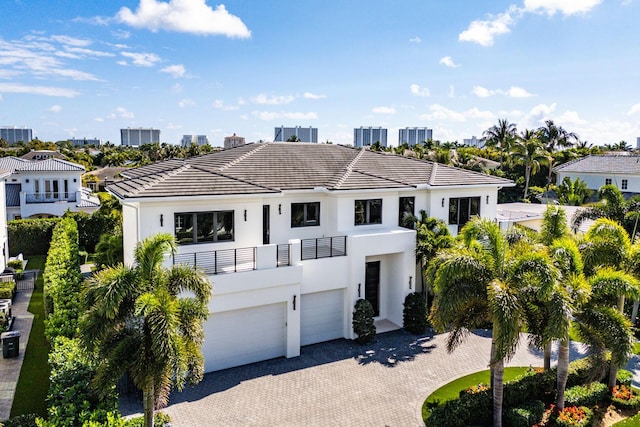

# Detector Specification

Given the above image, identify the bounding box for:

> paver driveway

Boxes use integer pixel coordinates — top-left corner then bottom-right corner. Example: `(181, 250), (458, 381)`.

(120, 329), (589, 427)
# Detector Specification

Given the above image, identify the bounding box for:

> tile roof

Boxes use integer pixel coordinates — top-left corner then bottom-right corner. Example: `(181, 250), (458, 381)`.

(554, 155), (640, 174)
(110, 143), (513, 199)
(0, 156), (85, 172)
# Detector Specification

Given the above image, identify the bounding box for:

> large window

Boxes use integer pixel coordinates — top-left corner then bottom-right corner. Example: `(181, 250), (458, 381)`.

(355, 199), (382, 225)
(622, 179), (628, 190)
(291, 202), (320, 227)
(605, 178), (612, 185)
(399, 196), (415, 228)
(174, 211), (234, 244)
(449, 197), (480, 226)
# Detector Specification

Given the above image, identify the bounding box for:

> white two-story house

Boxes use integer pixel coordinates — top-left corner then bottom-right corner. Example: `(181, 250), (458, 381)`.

(554, 154), (640, 196)
(0, 157), (100, 220)
(107, 142), (513, 372)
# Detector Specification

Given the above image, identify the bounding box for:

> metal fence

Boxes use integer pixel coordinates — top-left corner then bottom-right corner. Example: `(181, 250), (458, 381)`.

(277, 244), (291, 267)
(173, 247), (256, 275)
(301, 236), (347, 260)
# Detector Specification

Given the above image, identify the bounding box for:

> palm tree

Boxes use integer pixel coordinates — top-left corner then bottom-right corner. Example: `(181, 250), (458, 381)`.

(80, 233), (212, 427)
(511, 129), (547, 200)
(93, 232), (124, 270)
(555, 177), (593, 206)
(483, 119), (517, 167)
(429, 218), (556, 427)
(538, 120), (577, 189)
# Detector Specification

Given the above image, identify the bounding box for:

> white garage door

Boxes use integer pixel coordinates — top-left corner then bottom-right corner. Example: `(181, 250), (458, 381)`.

(203, 302), (286, 372)
(301, 290), (344, 346)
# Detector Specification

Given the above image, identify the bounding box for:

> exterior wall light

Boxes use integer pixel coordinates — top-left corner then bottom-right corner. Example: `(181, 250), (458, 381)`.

(358, 283), (361, 297)
(441, 198), (445, 208)
(278, 204), (282, 215)
(486, 195), (489, 204)
(409, 276), (412, 290)
(293, 295), (296, 310)
(160, 214), (164, 227)
(244, 209), (247, 221)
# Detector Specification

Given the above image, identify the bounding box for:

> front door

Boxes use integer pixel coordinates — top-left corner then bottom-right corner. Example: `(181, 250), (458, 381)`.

(365, 261), (380, 316)
(263, 205), (270, 244)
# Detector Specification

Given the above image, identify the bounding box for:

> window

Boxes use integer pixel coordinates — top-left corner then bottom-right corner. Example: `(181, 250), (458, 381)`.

(605, 178), (612, 185)
(622, 179), (628, 190)
(291, 202), (320, 227)
(355, 199), (382, 225)
(399, 196), (415, 228)
(449, 197), (480, 226)
(174, 211), (234, 244)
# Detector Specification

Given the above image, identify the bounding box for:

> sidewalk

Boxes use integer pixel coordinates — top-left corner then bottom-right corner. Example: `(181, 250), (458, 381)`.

(0, 273), (36, 421)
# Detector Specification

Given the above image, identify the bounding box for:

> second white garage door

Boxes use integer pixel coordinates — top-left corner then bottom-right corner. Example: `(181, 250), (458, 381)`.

(301, 290), (344, 346)
(203, 302), (286, 372)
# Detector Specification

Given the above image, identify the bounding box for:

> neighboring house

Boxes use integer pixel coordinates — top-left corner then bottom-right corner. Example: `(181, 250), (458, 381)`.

(0, 169), (11, 271)
(554, 154), (640, 196)
(107, 142), (513, 373)
(0, 157), (100, 220)
(497, 203), (593, 234)
(20, 150), (66, 161)
(83, 166), (129, 192)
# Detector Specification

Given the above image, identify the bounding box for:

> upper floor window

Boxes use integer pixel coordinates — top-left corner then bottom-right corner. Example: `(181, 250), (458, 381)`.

(622, 179), (628, 190)
(291, 202), (320, 227)
(175, 211), (234, 245)
(355, 199), (382, 225)
(449, 197), (480, 226)
(399, 196), (415, 228)
(605, 178), (612, 185)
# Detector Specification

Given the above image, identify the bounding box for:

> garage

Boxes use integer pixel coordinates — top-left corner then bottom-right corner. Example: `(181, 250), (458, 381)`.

(301, 289), (344, 346)
(203, 302), (287, 372)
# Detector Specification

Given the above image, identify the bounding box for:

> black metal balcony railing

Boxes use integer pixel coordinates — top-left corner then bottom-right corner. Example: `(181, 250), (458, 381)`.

(277, 244), (291, 267)
(173, 247), (256, 275)
(301, 236), (347, 260)
(25, 193), (76, 204)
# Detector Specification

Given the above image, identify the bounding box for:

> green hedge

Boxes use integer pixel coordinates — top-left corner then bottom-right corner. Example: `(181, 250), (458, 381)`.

(564, 382), (608, 407)
(402, 292), (429, 334)
(503, 400), (545, 427)
(7, 219), (60, 257)
(352, 299), (376, 344)
(0, 281), (16, 299)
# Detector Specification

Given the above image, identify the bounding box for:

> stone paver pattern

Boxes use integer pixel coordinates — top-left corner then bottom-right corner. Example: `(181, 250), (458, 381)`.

(121, 329), (591, 427)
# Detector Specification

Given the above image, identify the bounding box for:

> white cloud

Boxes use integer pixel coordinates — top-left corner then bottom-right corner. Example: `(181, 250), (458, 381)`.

(472, 86), (495, 97)
(419, 104), (495, 122)
(117, 60), (128, 66)
(526, 103), (557, 124)
(111, 30), (131, 39)
(52, 68), (100, 81)
(64, 46), (115, 58)
(372, 106), (396, 114)
(0, 83), (80, 97)
(524, 0), (602, 15)
(117, 0), (251, 38)
(410, 84), (430, 97)
(178, 99), (195, 108)
(50, 35), (92, 47)
(628, 103), (640, 115)
(506, 86), (535, 98)
(160, 64), (186, 78)
(409, 36), (421, 43)
(99, 106), (135, 121)
(121, 51), (161, 67)
(212, 99), (239, 110)
(303, 92), (326, 99)
(251, 94), (294, 105)
(459, 6), (521, 46)
(555, 110), (587, 125)
(48, 105), (62, 112)
(252, 111), (318, 121)
(439, 56), (459, 68)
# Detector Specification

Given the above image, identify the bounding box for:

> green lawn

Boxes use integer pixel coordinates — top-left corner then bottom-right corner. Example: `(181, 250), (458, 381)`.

(421, 366), (532, 420)
(10, 255), (49, 418)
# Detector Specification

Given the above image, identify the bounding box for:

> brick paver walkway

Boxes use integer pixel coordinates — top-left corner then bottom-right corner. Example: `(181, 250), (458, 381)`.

(120, 329), (590, 427)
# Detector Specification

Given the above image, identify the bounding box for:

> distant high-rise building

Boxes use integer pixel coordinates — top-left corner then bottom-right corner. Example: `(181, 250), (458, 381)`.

(181, 135), (209, 147)
(637, 137), (640, 150)
(69, 138), (102, 147)
(274, 126), (318, 143)
(398, 127), (433, 146)
(353, 127), (387, 148)
(463, 136), (484, 148)
(223, 133), (246, 149)
(1, 126), (33, 144)
(120, 128), (160, 147)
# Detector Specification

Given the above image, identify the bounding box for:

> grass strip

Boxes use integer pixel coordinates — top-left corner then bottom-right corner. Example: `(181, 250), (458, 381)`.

(10, 255), (49, 418)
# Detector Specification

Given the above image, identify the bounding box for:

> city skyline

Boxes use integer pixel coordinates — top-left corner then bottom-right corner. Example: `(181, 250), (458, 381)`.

(1, 0), (639, 147)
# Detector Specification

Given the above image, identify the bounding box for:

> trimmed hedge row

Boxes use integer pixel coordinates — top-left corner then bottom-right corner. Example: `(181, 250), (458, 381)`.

(7, 218), (60, 257)
(43, 217), (82, 341)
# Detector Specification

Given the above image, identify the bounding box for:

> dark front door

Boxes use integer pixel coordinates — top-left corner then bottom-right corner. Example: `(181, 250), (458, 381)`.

(365, 261), (380, 316)
(263, 205), (270, 244)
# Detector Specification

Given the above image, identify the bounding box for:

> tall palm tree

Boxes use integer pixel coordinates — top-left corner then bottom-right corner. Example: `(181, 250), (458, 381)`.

(511, 129), (547, 200)
(429, 218), (556, 427)
(538, 120), (577, 189)
(80, 233), (212, 427)
(483, 119), (517, 167)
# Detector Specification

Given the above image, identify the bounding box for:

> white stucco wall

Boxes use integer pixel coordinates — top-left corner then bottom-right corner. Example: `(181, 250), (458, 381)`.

(0, 179), (7, 271)
(557, 171), (640, 193)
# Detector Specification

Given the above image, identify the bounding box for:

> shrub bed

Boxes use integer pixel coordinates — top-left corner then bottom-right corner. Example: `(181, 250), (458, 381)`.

(611, 385), (640, 410)
(0, 281), (16, 299)
(504, 400), (545, 427)
(564, 382), (608, 408)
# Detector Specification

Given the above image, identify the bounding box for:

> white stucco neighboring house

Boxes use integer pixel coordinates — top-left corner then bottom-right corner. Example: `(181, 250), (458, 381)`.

(0, 169), (11, 271)
(554, 154), (640, 196)
(107, 142), (513, 373)
(0, 156), (100, 220)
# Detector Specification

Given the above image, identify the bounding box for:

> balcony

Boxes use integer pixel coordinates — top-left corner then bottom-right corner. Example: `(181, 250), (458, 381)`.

(25, 193), (76, 204)
(174, 244), (292, 275)
(301, 236), (347, 260)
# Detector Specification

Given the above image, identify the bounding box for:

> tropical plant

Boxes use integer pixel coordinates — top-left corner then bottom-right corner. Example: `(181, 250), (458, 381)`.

(93, 233), (124, 270)
(79, 233), (212, 427)
(510, 129), (547, 199)
(538, 120), (577, 189)
(555, 177), (593, 206)
(352, 299), (376, 344)
(428, 218), (557, 426)
(483, 119), (517, 167)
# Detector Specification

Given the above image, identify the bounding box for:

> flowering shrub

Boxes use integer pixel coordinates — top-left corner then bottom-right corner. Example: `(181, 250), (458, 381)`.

(611, 385), (640, 410)
(465, 383), (490, 394)
(554, 406), (593, 427)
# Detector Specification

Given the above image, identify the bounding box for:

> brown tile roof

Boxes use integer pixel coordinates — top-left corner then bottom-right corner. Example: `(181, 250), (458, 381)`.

(109, 143), (512, 199)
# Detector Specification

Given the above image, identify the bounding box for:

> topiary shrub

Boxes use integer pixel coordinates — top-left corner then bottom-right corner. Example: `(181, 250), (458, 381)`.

(352, 299), (376, 344)
(503, 368), (556, 408)
(504, 400), (545, 427)
(426, 387), (492, 427)
(564, 382), (608, 407)
(402, 292), (428, 334)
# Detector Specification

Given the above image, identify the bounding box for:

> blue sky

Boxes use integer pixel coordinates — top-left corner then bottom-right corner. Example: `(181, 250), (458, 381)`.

(1, 0), (639, 147)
